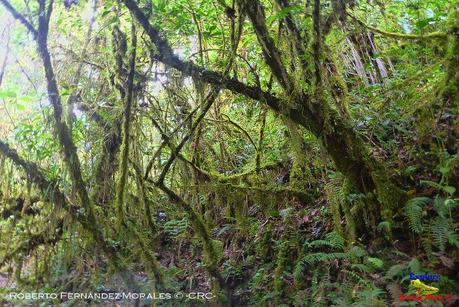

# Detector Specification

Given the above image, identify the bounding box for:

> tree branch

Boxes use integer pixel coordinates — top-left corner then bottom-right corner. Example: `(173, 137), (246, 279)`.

(122, 0), (283, 112)
(0, 0), (38, 39)
(116, 22), (137, 221)
(275, 0), (309, 74)
(240, 0), (294, 92)
(348, 13), (447, 40)
(313, 0), (322, 86)
(0, 140), (69, 212)
(156, 88), (218, 185)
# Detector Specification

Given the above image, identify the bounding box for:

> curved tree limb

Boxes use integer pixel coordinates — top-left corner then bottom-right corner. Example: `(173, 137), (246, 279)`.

(348, 13), (447, 40)
(156, 87), (218, 185)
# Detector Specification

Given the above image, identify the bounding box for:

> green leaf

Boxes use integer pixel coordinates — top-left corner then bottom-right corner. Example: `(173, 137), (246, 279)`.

(420, 180), (454, 194)
(408, 258), (421, 272)
(266, 5), (302, 25)
(415, 17), (435, 29)
(442, 186), (456, 195)
(18, 96), (34, 103)
(60, 88), (71, 96)
(0, 90), (17, 98)
(15, 103), (25, 111)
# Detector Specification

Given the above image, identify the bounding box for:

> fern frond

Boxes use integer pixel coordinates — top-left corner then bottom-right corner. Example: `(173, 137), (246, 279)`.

(386, 283), (402, 304)
(295, 252), (348, 280)
(306, 239), (336, 249)
(327, 232), (345, 250)
(306, 232), (345, 251)
(447, 230), (459, 248)
(420, 180), (456, 195)
(405, 197), (430, 233)
(351, 263), (372, 273)
(367, 257), (384, 269)
(352, 288), (385, 307)
(163, 217), (189, 237)
(342, 269), (371, 288)
(293, 261), (305, 285)
(302, 252), (348, 265)
(385, 264), (405, 280)
(408, 258), (421, 273)
(421, 237), (433, 261)
(435, 197), (459, 218)
(348, 246), (367, 259)
(377, 221), (391, 232)
(432, 217), (449, 251)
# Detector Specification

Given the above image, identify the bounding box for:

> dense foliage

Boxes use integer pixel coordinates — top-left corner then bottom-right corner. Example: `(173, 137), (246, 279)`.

(0, 0), (458, 305)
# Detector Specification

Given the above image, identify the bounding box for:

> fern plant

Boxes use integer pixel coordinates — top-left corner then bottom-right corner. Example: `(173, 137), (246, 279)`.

(405, 197), (430, 233)
(404, 153), (459, 258)
(405, 191), (458, 254)
(294, 232), (387, 306)
(163, 217), (189, 238)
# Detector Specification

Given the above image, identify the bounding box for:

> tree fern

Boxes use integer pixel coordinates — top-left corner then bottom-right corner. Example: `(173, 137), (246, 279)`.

(405, 197), (430, 233)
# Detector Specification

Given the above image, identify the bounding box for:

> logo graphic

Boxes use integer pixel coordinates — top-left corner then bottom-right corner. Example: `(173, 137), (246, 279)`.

(398, 272), (454, 302)
(410, 279), (439, 295)
(409, 272), (440, 282)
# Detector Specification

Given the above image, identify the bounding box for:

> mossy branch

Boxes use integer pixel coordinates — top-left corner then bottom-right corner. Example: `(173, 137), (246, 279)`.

(116, 22), (137, 222)
(348, 13), (447, 40)
(156, 88), (219, 185)
(241, 0), (294, 92)
(196, 182), (315, 203)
